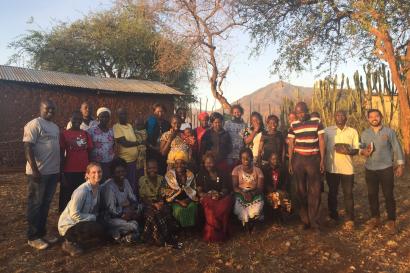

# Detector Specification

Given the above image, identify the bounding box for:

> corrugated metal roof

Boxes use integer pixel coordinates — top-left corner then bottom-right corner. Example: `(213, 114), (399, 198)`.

(0, 65), (184, 96)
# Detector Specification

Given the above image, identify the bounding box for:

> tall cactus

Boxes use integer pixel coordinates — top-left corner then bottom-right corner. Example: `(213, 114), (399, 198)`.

(299, 64), (399, 134)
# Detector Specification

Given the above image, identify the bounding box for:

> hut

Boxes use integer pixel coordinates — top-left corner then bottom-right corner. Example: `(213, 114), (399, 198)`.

(0, 65), (183, 167)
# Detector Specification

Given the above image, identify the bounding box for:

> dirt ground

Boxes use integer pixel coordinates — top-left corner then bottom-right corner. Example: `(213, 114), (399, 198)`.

(0, 160), (409, 273)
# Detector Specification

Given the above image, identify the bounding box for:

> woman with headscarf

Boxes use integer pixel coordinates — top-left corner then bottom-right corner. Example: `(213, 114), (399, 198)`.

(87, 107), (115, 182)
(197, 151), (233, 242)
(163, 152), (198, 228)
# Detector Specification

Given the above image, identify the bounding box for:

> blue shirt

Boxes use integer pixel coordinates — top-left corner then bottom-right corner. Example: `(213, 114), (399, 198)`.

(360, 126), (405, 171)
(58, 181), (100, 236)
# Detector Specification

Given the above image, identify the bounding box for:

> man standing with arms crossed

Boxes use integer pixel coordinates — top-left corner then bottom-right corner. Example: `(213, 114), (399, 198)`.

(324, 110), (359, 231)
(360, 109), (405, 234)
(288, 102), (325, 233)
(23, 100), (60, 250)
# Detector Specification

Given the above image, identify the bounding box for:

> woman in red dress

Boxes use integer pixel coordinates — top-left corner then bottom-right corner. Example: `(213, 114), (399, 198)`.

(196, 151), (233, 242)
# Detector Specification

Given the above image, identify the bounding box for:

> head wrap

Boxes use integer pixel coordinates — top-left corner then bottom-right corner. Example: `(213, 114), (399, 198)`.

(198, 112), (209, 120)
(180, 123), (191, 131)
(96, 107), (111, 117)
(170, 150), (188, 163)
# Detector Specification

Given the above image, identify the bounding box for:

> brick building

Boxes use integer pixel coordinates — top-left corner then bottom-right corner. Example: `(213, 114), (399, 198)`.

(0, 65), (183, 167)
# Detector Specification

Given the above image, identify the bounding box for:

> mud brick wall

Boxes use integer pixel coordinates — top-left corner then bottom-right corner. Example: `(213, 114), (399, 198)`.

(0, 81), (176, 167)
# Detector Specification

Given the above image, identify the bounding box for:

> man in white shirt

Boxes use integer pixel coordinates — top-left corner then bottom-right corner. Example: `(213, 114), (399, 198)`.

(324, 110), (359, 230)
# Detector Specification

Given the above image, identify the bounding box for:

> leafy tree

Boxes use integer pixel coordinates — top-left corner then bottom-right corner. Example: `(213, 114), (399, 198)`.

(238, 0), (410, 157)
(8, 2), (196, 106)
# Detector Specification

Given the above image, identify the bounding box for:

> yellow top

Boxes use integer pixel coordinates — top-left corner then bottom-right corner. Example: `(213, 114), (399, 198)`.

(324, 125), (360, 175)
(113, 123), (138, 163)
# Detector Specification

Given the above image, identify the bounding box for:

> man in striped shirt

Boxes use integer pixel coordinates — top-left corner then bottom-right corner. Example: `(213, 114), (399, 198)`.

(288, 102), (325, 232)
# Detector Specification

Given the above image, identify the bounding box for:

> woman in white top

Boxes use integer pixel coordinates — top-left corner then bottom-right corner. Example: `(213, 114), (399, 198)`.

(244, 112), (264, 165)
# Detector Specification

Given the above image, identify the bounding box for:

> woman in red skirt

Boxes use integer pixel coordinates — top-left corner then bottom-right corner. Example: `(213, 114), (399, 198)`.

(196, 151), (233, 242)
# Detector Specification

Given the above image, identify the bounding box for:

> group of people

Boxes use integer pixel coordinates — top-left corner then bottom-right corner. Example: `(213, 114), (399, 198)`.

(23, 99), (405, 257)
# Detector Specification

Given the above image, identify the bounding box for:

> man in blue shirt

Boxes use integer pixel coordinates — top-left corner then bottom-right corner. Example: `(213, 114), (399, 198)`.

(360, 109), (405, 234)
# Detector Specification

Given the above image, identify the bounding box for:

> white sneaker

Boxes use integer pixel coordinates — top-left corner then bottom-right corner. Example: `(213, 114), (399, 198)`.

(43, 234), (59, 244)
(28, 238), (49, 250)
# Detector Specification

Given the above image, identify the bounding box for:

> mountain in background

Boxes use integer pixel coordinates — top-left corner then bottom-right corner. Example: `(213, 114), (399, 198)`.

(229, 81), (313, 123)
(190, 81), (313, 126)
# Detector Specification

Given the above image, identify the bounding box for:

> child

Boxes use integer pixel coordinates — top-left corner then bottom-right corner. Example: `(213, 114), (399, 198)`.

(134, 117), (148, 183)
(258, 115), (285, 167)
(180, 123), (197, 171)
(262, 152), (291, 222)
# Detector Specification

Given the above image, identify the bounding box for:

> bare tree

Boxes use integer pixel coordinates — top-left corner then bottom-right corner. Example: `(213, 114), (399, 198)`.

(161, 0), (243, 111)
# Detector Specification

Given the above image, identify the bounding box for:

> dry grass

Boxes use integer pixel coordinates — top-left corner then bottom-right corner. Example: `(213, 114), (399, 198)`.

(0, 160), (409, 273)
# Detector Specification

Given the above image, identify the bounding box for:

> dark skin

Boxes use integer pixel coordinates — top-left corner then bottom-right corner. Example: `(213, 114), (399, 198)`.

(288, 103), (325, 174)
(60, 112), (92, 173)
(197, 157), (228, 200)
(160, 117), (181, 156)
(97, 111), (111, 132)
(148, 106), (166, 152)
(199, 116), (209, 128)
(153, 106), (165, 121)
(80, 102), (93, 125)
(141, 161), (164, 210)
(244, 115), (262, 145)
(211, 118), (223, 133)
(112, 165), (137, 220)
(333, 111), (358, 156)
(257, 118), (285, 165)
(266, 153), (279, 193)
(174, 159), (191, 207)
(232, 152), (264, 202)
(115, 108), (139, 148)
(176, 109), (187, 123)
(24, 100), (56, 183)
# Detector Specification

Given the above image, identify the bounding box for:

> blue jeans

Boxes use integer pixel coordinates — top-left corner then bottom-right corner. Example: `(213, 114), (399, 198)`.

(27, 174), (59, 240)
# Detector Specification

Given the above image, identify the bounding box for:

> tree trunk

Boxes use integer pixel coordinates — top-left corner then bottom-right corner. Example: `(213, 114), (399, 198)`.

(382, 37), (410, 162)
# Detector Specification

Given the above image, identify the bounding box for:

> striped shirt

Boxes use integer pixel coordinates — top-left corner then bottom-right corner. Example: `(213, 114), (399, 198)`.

(288, 118), (324, 155)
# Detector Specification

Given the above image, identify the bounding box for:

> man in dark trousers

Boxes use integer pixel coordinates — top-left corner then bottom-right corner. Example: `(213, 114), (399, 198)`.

(324, 110), (359, 231)
(360, 109), (405, 234)
(23, 100), (60, 250)
(288, 102), (325, 232)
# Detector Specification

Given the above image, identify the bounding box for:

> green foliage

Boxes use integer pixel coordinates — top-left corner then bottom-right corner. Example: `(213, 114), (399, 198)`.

(310, 65), (399, 134)
(8, 2), (197, 106)
(236, 1), (410, 77)
(279, 65), (399, 138)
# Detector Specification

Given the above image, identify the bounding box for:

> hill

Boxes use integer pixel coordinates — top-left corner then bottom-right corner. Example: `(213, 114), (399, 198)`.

(231, 81), (313, 122)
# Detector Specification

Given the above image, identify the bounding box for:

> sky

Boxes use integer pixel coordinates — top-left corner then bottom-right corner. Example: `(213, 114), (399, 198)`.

(0, 0), (361, 108)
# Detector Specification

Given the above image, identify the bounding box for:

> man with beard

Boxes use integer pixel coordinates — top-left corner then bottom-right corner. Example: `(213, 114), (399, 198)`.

(288, 102), (325, 233)
(360, 109), (405, 234)
(324, 110), (359, 231)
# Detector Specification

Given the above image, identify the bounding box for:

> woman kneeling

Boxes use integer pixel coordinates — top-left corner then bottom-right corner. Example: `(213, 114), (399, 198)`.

(197, 152), (233, 242)
(58, 163), (106, 256)
(101, 158), (141, 243)
(232, 148), (264, 233)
